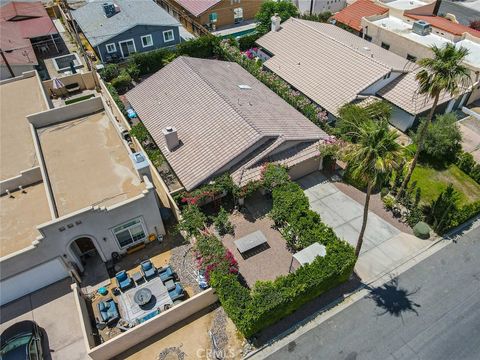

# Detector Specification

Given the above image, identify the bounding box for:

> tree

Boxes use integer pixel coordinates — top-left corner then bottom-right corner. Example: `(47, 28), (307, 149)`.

(177, 205), (207, 239)
(396, 44), (470, 200)
(255, 0), (299, 35)
(412, 113), (462, 164)
(342, 120), (401, 257)
(426, 184), (459, 234)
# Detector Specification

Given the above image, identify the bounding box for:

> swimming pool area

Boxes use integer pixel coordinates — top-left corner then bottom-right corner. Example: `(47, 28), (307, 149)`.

(52, 53), (83, 72)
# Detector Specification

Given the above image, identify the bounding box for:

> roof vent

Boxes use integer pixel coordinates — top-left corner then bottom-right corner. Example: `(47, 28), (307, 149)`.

(238, 84), (251, 90)
(162, 126), (179, 152)
(103, 2), (117, 18)
(412, 20), (431, 36)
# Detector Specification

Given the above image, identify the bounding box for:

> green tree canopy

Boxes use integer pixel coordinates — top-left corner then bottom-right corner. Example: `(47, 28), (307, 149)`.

(255, 0), (299, 34)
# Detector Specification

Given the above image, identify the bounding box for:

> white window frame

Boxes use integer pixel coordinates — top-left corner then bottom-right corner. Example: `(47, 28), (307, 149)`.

(163, 29), (175, 43)
(141, 34), (153, 48)
(118, 38), (137, 58)
(105, 43), (116, 54)
(111, 217), (147, 249)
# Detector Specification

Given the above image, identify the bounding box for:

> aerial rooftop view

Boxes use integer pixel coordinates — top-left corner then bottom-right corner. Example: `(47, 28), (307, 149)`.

(0, 1), (479, 359)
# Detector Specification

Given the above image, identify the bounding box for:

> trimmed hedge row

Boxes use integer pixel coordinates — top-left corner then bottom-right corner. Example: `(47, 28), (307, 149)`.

(64, 94), (95, 105)
(209, 240), (355, 337)
(193, 166), (355, 338)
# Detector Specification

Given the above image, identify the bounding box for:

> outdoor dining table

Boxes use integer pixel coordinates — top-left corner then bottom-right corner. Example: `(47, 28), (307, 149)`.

(234, 230), (268, 254)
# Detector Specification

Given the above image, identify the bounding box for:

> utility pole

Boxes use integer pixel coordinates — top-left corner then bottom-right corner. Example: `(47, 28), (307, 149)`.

(309, 0), (314, 16)
(0, 48), (15, 78)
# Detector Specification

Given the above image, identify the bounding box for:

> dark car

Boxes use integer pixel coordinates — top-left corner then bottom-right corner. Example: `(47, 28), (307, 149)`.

(0, 321), (44, 360)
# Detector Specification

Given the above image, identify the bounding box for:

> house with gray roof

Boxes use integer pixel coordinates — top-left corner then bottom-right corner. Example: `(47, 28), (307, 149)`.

(126, 56), (330, 191)
(72, 0), (183, 62)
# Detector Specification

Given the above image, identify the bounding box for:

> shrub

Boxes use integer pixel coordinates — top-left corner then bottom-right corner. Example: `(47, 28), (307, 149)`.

(380, 187), (389, 198)
(177, 35), (220, 59)
(126, 61), (140, 80)
(262, 164), (290, 191)
(238, 32), (261, 51)
(100, 63), (120, 82)
(175, 173), (235, 207)
(195, 234), (238, 281)
(406, 206), (424, 228)
(456, 152), (480, 184)
(270, 182), (309, 226)
(255, 0), (299, 35)
(413, 221), (430, 239)
(213, 207), (234, 236)
(177, 205), (207, 239)
(414, 113), (462, 165)
(64, 94), (95, 105)
(382, 194), (395, 210)
(106, 83), (127, 117)
(145, 148), (164, 168)
(111, 70), (132, 93)
(426, 184), (459, 234)
(129, 122), (149, 144)
(130, 48), (176, 75)
(298, 11), (332, 22)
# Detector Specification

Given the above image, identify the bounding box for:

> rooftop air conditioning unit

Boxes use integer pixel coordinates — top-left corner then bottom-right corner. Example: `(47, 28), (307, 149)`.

(412, 20), (431, 36)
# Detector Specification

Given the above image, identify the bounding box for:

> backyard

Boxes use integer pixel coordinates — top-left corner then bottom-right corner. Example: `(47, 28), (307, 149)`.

(411, 163), (480, 206)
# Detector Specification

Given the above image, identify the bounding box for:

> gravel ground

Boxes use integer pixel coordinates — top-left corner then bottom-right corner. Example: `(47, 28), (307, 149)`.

(169, 243), (202, 296)
(210, 307), (229, 354)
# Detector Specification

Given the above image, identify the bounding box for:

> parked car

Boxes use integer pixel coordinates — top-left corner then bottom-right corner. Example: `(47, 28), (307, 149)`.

(0, 320), (44, 360)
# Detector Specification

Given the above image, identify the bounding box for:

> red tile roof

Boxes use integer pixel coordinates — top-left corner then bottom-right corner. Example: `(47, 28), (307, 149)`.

(174, 0), (220, 17)
(333, 0), (388, 32)
(0, 1), (56, 66)
(405, 14), (480, 37)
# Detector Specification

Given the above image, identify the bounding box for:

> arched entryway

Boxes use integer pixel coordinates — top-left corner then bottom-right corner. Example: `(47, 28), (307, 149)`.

(69, 237), (108, 288)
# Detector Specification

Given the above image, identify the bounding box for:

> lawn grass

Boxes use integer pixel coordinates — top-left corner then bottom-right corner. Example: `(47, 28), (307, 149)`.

(411, 164), (480, 206)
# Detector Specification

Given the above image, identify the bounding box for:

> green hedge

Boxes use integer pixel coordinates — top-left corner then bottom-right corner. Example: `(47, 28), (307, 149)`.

(456, 151), (480, 184)
(210, 240), (355, 337)
(106, 83), (127, 117)
(194, 165), (355, 337)
(64, 94), (95, 105)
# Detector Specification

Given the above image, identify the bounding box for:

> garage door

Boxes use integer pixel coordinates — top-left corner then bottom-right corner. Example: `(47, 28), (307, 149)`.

(0, 258), (69, 306)
(288, 157), (321, 180)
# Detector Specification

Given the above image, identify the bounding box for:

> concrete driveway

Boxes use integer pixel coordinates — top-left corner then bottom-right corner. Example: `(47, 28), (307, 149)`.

(0, 279), (87, 360)
(298, 172), (429, 281)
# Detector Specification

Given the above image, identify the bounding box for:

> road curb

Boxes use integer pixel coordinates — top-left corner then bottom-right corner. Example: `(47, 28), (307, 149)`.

(244, 215), (480, 359)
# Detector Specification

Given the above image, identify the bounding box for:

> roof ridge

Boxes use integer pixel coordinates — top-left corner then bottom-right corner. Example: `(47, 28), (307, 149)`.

(291, 18), (393, 71)
(179, 56), (265, 137)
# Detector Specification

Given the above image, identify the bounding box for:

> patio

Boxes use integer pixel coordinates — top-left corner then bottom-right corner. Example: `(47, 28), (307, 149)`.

(219, 192), (293, 287)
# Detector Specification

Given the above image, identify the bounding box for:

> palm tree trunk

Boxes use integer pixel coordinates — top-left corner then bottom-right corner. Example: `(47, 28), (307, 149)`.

(356, 181), (373, 258)
(395, 93), (440, 201)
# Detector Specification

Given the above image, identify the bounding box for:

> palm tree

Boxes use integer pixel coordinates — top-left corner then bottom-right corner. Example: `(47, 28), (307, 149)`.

(343, 120), (401, 257)
(395, 44), (470, 200)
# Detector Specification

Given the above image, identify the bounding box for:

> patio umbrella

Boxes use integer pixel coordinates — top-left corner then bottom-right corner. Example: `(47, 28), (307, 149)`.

(52, 77), (65, 90)
(69, 60), (77, 74)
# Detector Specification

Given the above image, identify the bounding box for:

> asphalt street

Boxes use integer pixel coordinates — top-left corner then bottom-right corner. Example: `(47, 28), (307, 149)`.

(263, 226), (480, 360)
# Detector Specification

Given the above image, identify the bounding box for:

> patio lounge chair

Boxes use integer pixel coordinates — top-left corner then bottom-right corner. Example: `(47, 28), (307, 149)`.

(168, 283), (185, 302)
(159, 265), (174, 282)
(115, 270), (133, 291)
(140, 260), (157, 280)
(98, 298), (119, 324)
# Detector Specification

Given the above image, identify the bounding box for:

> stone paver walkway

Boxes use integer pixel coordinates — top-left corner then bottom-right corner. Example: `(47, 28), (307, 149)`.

(298, 172), (430, 282)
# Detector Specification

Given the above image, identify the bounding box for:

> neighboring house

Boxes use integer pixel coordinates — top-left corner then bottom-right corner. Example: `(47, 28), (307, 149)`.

(72, 0), (182, 63)
(126, 56), (329, 191)
(437, 0), (480, 26)
(294, 0), (347, 15)
(362, 13), (480, 101)
(0, 71), (165, 306)
(256, 17), (471, 131)
(0, 1), (60, 79)
(158, 0), (262, 34)
(332, 0), (388, 35)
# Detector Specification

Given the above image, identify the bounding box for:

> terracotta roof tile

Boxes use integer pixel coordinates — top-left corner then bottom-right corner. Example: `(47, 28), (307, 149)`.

(333, 0), (388, 32)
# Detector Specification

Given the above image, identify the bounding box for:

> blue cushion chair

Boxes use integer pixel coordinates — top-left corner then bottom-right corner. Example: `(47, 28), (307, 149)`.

(140, 260), (157, 280)
(159, 266), (174, 282)
(168, 283), (185, 302)
(115, 270), (133, 291)
(98, 298), (119, 324)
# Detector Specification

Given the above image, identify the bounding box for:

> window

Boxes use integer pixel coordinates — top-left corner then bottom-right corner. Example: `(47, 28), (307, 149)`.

(407, 54), (417, 62)
(163, 29), (175, 42)
(381, 42), (390, 50)
(233, 8), (243, 24)
(209, 12), (218, 23)
(106, 43), (116, 53)
(112, 218), (147, 248)
(364, 34), (372, 42)
(141, 34), (153, 48)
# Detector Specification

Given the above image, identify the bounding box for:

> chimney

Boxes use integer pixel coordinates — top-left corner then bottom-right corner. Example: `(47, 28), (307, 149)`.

(103, 3), (116, 18)
(271, 13), (281, 32)
(162, 126), (179, 152)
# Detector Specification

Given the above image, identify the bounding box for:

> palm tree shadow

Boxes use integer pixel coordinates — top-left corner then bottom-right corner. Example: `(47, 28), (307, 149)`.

(366, 277), (421, 321)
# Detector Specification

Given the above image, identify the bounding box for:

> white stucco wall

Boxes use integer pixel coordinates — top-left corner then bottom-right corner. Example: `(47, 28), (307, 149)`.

(295, 0), (347, 14)
(0, 64), (35, 80)
(0, 181), (165, 280)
